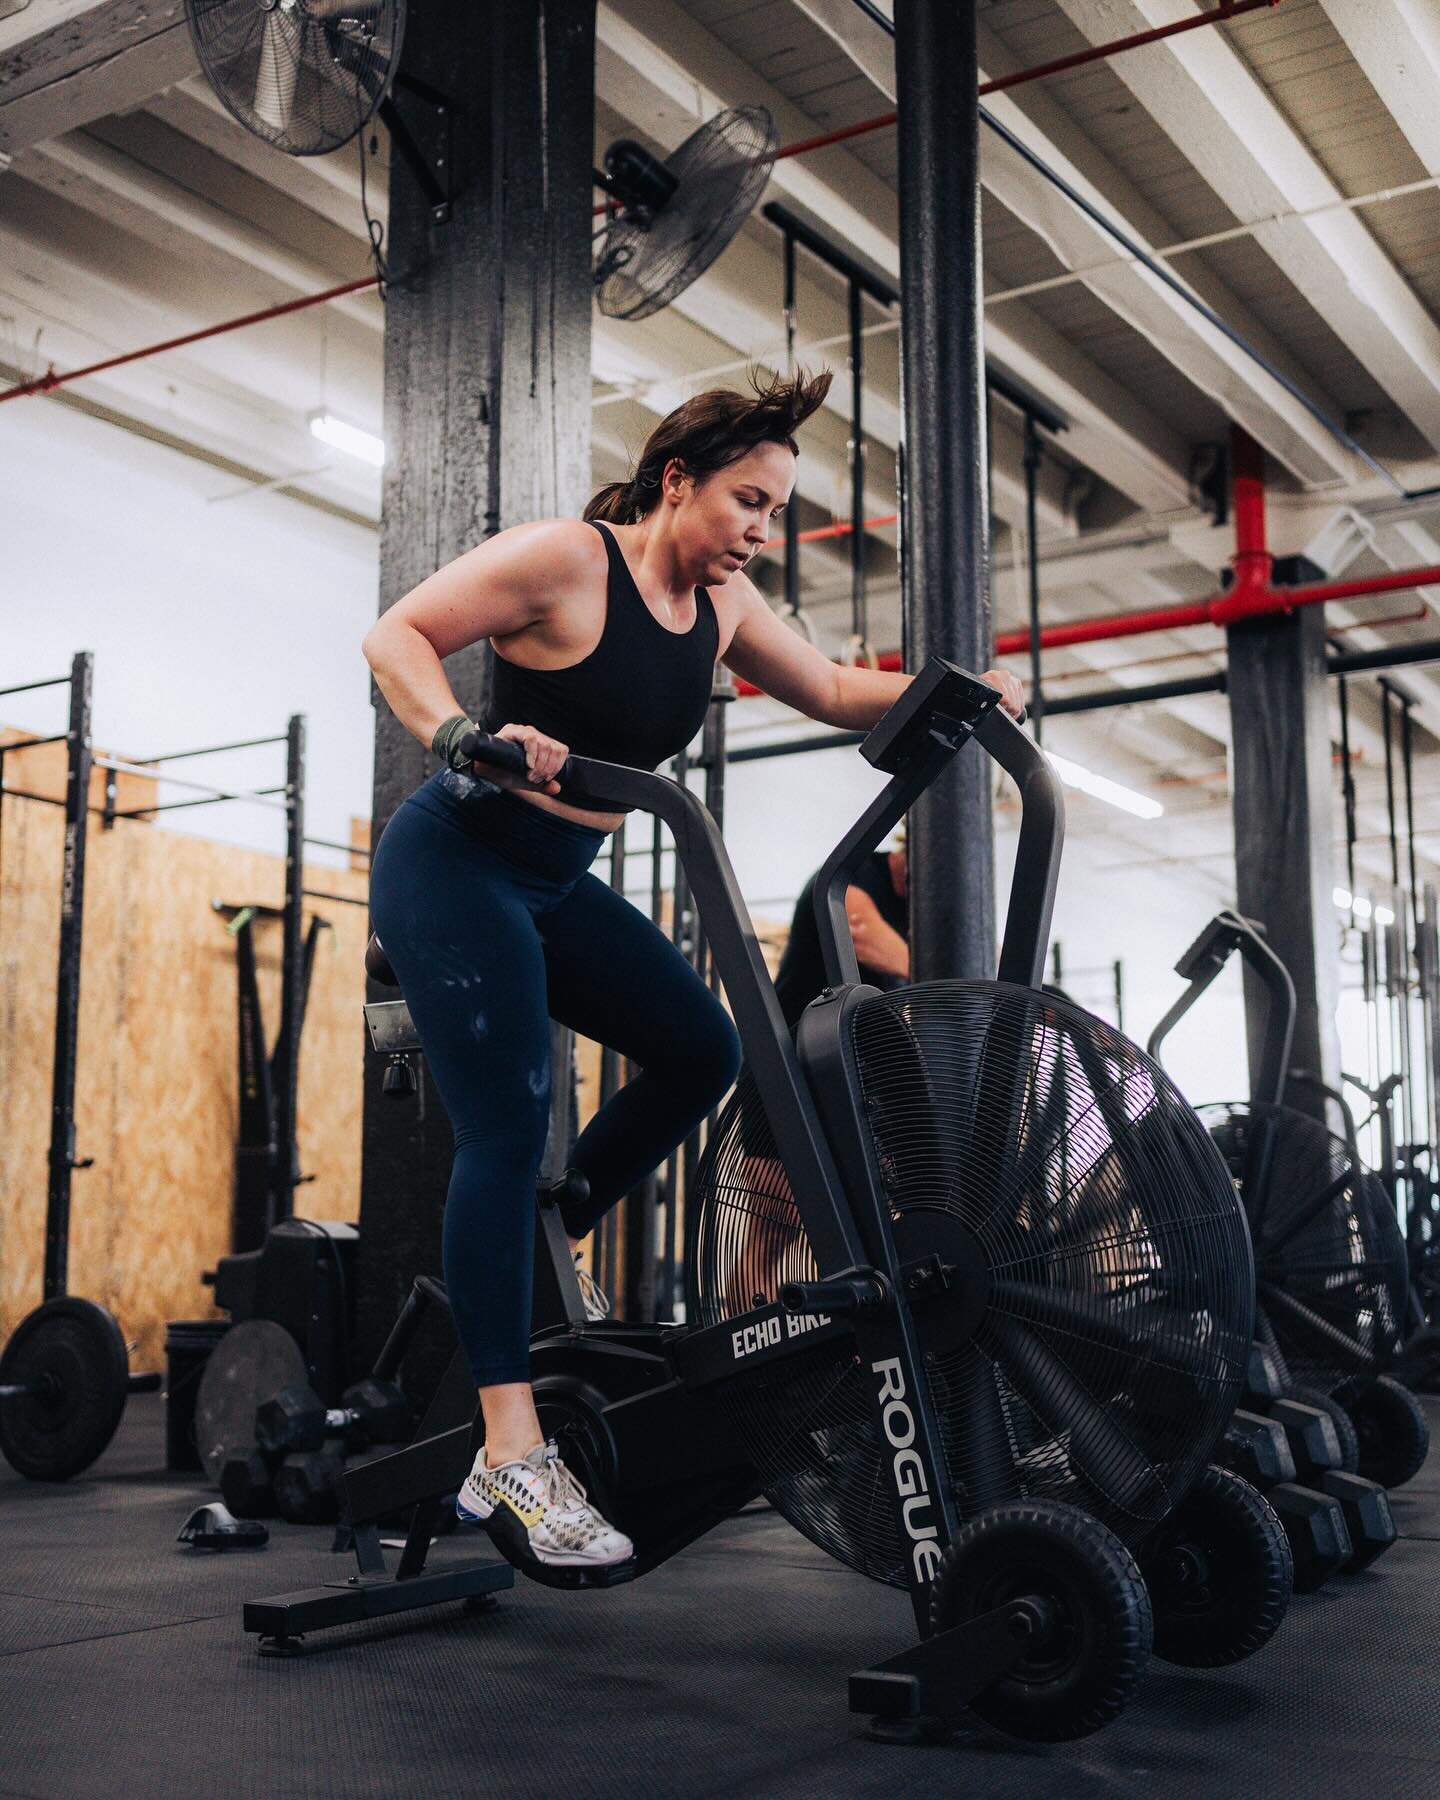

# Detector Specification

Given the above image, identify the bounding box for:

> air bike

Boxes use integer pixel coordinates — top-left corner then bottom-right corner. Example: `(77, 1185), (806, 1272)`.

(246, 661), (1281, 1744)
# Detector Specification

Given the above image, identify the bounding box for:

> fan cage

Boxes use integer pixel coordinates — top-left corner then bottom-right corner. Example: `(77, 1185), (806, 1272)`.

(687, 981), (1252, 1589)
(596, 106), (777, 321)
(1202, 1101), (1409, 1393)
(187, 0), (402, 157)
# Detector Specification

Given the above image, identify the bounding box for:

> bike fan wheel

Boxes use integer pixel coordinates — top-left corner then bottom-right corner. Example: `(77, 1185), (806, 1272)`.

(687, 981), (1253, 1586)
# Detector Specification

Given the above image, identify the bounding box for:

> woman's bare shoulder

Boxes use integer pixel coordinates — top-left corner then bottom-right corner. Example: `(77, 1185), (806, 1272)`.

(370, 518), (608, 658)
(489, 517), (608, 589)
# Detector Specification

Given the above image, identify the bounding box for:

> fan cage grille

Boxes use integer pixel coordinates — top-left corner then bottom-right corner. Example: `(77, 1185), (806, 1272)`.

(188, 0), (401, 156)
(1203, 1101), (1408, 1392)
(596, 106), (777, 321)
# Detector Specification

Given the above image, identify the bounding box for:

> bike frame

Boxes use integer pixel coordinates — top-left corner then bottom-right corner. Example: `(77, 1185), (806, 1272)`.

(542, 660), (1064, 1631)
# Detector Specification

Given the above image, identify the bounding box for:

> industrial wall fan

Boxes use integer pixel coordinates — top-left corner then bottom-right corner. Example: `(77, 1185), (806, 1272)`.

(186, 0), (404, 156)
(593, 106), (777, 320)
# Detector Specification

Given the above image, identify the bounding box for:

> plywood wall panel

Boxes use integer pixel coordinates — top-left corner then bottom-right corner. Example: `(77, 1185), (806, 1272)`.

(0, 728), (368, 1371)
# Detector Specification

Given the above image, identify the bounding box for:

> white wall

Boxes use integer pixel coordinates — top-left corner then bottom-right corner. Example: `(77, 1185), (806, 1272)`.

(3, 400), (379, 869)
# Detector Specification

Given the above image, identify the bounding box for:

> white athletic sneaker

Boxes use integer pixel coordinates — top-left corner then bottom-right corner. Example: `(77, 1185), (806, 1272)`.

(455, 1439), (634, 1571)
(574, 1253), (611, 1323)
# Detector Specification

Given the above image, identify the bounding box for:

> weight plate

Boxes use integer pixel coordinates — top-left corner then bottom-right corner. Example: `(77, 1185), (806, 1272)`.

(0, 1297), (131, 1481)
(193, 1319), (307, 1483)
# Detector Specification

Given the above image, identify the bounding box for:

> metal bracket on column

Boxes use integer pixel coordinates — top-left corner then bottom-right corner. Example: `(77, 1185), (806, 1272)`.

(379, 73), (453, 226)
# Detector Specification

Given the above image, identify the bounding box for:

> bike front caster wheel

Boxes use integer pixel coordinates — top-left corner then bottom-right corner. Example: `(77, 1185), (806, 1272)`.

(929, 1499), (1152, 1743)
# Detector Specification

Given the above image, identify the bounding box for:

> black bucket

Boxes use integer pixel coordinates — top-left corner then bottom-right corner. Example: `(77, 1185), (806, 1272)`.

(165, 1320), (232, 1473)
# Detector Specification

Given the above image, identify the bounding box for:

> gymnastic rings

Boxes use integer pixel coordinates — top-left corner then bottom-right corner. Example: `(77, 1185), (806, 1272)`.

(782, 606), (820, 647)
(841, 633), (878, 669)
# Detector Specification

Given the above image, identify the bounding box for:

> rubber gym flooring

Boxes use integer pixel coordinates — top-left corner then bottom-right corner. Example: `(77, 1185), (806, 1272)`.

(1, 1395), (1437, 1799)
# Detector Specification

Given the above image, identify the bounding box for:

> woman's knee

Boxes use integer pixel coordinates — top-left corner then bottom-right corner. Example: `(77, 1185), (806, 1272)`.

(681, 1000), (743, 1103)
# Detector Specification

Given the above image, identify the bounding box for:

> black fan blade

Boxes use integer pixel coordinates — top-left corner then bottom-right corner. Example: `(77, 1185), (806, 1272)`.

(990, 1278), (1223, 1383)
(986, 1315), (1171, 1521)
(952, 1346), (1021, 1512)
(1257, 1166), (1356, 1257)
(1258, 1280), (1378, 1372)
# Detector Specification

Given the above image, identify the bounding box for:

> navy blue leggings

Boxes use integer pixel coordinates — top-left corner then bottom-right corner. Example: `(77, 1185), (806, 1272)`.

(369, 768), (742, 1387)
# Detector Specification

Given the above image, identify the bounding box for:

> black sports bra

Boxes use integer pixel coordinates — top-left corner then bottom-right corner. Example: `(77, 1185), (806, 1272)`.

(482, 521), (719, 810)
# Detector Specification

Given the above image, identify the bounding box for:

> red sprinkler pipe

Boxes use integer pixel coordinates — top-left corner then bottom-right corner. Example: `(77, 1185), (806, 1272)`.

(761, 511), (898, 549)
(993, 558), (1440, 657)
(0, 276), (380, 405)
(996, 428), (1440, 656)
(739, 425), (1440, 694)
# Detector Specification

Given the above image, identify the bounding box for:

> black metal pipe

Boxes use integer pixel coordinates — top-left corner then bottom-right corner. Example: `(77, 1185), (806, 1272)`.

(305, 835), (373, 859)
(44, 652), (95, 1301)
(1044, 671), (1227, 714)
(782, 228), (802, 624)
(1339, 675), (1357, 924)
(109, 786), (288, 820)
(1330, 637), (1440, 675)
(0, 674), (72, 699)
(652, 803), (677, 1316)
(1023, 411), (1044, 743)
(0, 733), (70, 753)
(729, 729), (866, 763)
(896, 0), (994, 985)
(0, 786), (69, 808)
(599, 830), (625, 1116)
(273, 714), (306, 1226)
(849, 278), (867, 654)
(126, 732), (290, 764)
(763, 199), (897, 308)
(761, 199), (1066, 437)
(1401, 692), (1420, 934)
(1380, 680), (1400, 888)
(701, 689), (734, 1165)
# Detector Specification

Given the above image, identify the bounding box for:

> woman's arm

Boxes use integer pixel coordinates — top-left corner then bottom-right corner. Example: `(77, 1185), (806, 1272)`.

(362, 519), (604, 751)
(846, 885), (910, 981)
(721, 576), (1024, 726)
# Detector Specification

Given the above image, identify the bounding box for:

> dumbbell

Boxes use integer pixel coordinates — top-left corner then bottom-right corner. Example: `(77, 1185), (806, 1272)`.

(220, 1447), (279, 1520)
(1264, 1398), (1343, 1483)
(1316, 1470), (1398, 1573)
(1217, 1409), (1295, 1488)
(1266, 1483), (1352, 1593)
(1245, 1343), (1357, 1484)
(1220, 1409), (1394, 1574)
(1244, 1342), (1286, 1406)
(255, 1377), (412, 1457)
(274, 1437), (349, 1525)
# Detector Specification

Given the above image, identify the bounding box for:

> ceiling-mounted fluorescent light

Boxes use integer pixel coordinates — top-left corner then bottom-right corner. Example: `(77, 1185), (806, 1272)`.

(309, 411), (385, 467)
(1046, 750), (1164, 820)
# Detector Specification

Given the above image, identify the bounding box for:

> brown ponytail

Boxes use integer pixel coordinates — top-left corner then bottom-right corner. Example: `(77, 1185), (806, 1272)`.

(583, 366), (832, 524)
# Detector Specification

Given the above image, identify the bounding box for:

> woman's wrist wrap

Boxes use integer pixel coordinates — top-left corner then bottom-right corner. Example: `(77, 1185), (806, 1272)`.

(431, 713), (476, 772)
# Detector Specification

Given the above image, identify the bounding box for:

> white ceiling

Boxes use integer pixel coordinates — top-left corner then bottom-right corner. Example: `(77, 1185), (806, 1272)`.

(3, 0), (1440, 919)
